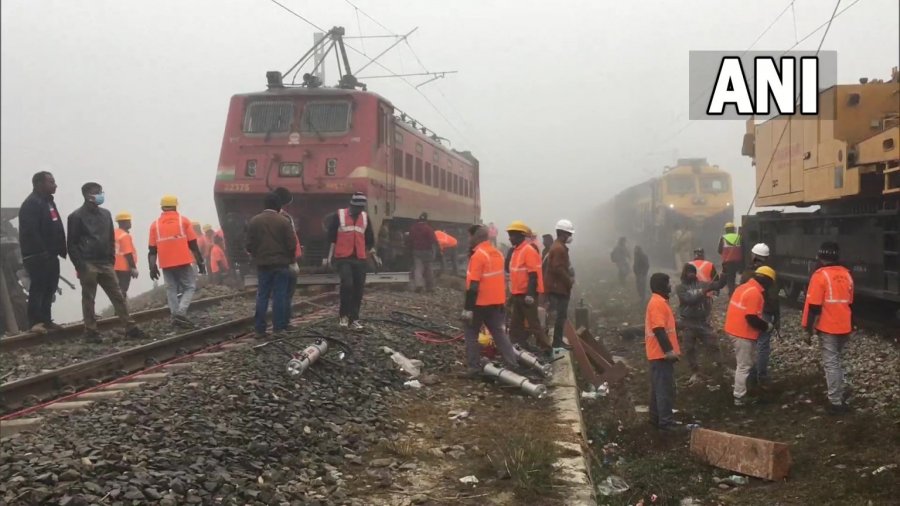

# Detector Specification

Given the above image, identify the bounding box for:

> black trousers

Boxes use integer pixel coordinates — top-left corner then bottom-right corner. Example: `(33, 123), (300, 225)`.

(116, 270), (132, 297)
(24, 254), (60, 327)
(548, 292), (570, 346)
(335, 259), (366, 321)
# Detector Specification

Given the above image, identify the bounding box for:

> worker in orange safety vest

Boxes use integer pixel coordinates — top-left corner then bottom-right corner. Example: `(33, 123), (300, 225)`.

(324, 192), (379, 329)
(114, 212), (139, 297)
(724, 266), (774, 406)
(208, 234), (229, 285)
(645, 272), (681, 430)
(505, 221), (552, 356)
(148, 195), (206, 327)
(461, 224), (520, 378)
(802, 241), (855, 414)
(435, 230), (459, 275)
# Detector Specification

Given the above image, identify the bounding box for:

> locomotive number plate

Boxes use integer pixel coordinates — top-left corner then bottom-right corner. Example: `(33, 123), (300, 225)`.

(223, 183), (250, 192)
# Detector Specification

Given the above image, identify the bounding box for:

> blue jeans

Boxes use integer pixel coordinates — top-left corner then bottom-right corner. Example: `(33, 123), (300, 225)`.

(750, 314), (775, 382)
(255, 266), (291, 333)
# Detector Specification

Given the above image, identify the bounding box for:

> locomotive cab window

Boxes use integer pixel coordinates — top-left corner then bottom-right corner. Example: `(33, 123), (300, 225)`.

(243, 101), (293, 134)
(301, 101), (351, 135)
(666, 175), (695, 195)
(699, 175), (729, 193)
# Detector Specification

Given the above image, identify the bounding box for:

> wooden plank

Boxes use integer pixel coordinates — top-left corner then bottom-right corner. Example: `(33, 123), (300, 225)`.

(690, 428), (792, 481)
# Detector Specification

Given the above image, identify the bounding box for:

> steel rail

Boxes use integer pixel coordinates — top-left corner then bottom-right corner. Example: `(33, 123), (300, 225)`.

(0, 290), (256, 353)
(0, 292), (338, 413)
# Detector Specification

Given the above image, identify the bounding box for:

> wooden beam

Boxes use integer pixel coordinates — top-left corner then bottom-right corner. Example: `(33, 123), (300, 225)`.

(690, 428), (792, 481)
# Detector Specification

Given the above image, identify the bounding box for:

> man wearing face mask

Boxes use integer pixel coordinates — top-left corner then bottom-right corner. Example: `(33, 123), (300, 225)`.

(544, 219), (575, 350)
(67, 182), (146, 341)
(724, 266), (775, 406)
(645, 272), (681, 430)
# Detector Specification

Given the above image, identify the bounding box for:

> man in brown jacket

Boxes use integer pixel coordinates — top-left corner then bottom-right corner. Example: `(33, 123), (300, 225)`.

(545, 219), (575, 350)
(246, 193), (297, 337)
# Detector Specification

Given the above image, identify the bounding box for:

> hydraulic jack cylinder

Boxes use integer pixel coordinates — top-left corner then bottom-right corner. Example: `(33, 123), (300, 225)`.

(513, 345), (552, 377)
(482, 361), (547, 398)
(287, 339), (329, 376)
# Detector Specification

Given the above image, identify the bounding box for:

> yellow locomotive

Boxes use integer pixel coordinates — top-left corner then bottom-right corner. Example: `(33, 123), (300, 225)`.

(610, 158), (734, 268)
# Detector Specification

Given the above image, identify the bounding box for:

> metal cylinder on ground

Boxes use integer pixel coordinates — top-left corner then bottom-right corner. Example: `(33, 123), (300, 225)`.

(513, 344), (552, 377)
(287, 339), (329, 376)
(482, 361), (547, 398)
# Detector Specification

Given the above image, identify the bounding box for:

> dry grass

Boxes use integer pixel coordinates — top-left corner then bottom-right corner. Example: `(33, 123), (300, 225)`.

(484, 434), (559, 501)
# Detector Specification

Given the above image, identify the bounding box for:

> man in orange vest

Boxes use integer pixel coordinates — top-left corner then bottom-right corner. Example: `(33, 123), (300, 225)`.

(802, 241), (855, 414)
(201, 224), (215, 264)
(325, 192), (379, 329)
(192, 222), (208, 275)
(114, 212), (139, 297)
(208, 234), (229, 285)
(724, 266), (774, 406)
(689, 248), (718, 284)
(148, 195), (206, 328)
(717, 222), (743, 295)
(505, 221), (552, 356)
(435, 230), (459, 275)
(462, 224), (520, 377)
(645, 272), (681, 430)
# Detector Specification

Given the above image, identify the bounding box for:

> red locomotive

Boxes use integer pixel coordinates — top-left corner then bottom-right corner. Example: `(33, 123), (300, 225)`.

(213, 27), (480, 275)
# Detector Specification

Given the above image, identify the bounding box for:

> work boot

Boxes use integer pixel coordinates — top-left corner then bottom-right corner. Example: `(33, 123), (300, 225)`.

(30, 323), (49, 334)
(826, 403), (852, 415)
(45, 321), (64, 331)
(254, 330), (269, 339)
(350, 320), (364, 330)
(125, 327), (147, 339)
(338, 316), (350, 328)
(173, 315), (195, 328)
(84, 329), (102, 342)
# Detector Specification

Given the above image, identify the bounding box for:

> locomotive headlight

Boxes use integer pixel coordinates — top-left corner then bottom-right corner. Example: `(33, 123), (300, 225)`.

(326, 158), (337, 176)
(245, 159), (257, 177)
(669, 203), (675, 209)
(726, 202), (732, 206)
(279, 163), (303, 177)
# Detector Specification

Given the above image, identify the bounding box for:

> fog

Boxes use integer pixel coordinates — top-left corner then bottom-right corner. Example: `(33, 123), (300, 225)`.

(2, 0), (898, 323)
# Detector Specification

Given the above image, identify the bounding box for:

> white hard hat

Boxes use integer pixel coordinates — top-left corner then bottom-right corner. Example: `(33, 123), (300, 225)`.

(751, 243), (770, 257)
(555, 219), (575, 234)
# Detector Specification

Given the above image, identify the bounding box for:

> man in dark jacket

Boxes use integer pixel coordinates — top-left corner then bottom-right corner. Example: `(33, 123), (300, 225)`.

(633, 245), (650, 304)
(246, 193), (297, 337)
(67, 182), (145, 340)
(676, 263), (727, 382)
(18, 171), (67, 332)
(545, 219), (575, 350)
(611, 237), (631, 285)
(407, 212), (439, 292)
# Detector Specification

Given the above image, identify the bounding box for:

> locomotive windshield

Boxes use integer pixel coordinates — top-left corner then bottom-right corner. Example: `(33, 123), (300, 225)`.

(666, 175), (695, 195)
(243, 101), (293, 134)
(699, 174), (729, 193)
(301, 101), (351, 134)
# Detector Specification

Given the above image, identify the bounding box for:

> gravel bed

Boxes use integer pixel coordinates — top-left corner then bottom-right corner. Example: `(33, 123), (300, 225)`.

(3, 297), (256, 383)
(0, 288), (470, 505)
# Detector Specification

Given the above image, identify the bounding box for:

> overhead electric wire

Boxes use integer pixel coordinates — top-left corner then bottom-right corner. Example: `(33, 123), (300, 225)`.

(744, 0), (844, 216)
(266, 0), (473, 147)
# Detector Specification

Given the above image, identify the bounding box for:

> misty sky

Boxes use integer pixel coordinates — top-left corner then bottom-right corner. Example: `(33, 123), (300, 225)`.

(2, 0), (898, 323)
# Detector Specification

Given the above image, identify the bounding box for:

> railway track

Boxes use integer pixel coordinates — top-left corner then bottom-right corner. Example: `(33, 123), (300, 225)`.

(0, 290), (255, 353)
(0, 292), (338, 416)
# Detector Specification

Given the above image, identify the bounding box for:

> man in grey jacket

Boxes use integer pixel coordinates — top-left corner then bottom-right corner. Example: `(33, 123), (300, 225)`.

(67, 182), (145, 341)
(675, 262), (726, 383)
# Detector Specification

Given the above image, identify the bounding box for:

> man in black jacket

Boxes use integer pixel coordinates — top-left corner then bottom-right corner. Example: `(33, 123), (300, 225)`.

(18, 171), (67, 332)
(633, 245), (650, 304)
(67, 182), (145, 340)
(676, 263), (727, 383)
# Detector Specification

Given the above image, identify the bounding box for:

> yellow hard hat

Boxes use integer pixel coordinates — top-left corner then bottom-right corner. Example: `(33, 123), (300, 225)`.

(755, 266), (776, 281)
(478, 329), (494, 347)
(202, 224), (213, 232)
(724, 222), (736, 229)
(160, 195), (178, 208)
(115, 212), (132, 222)
(506, 220), (531, 234)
